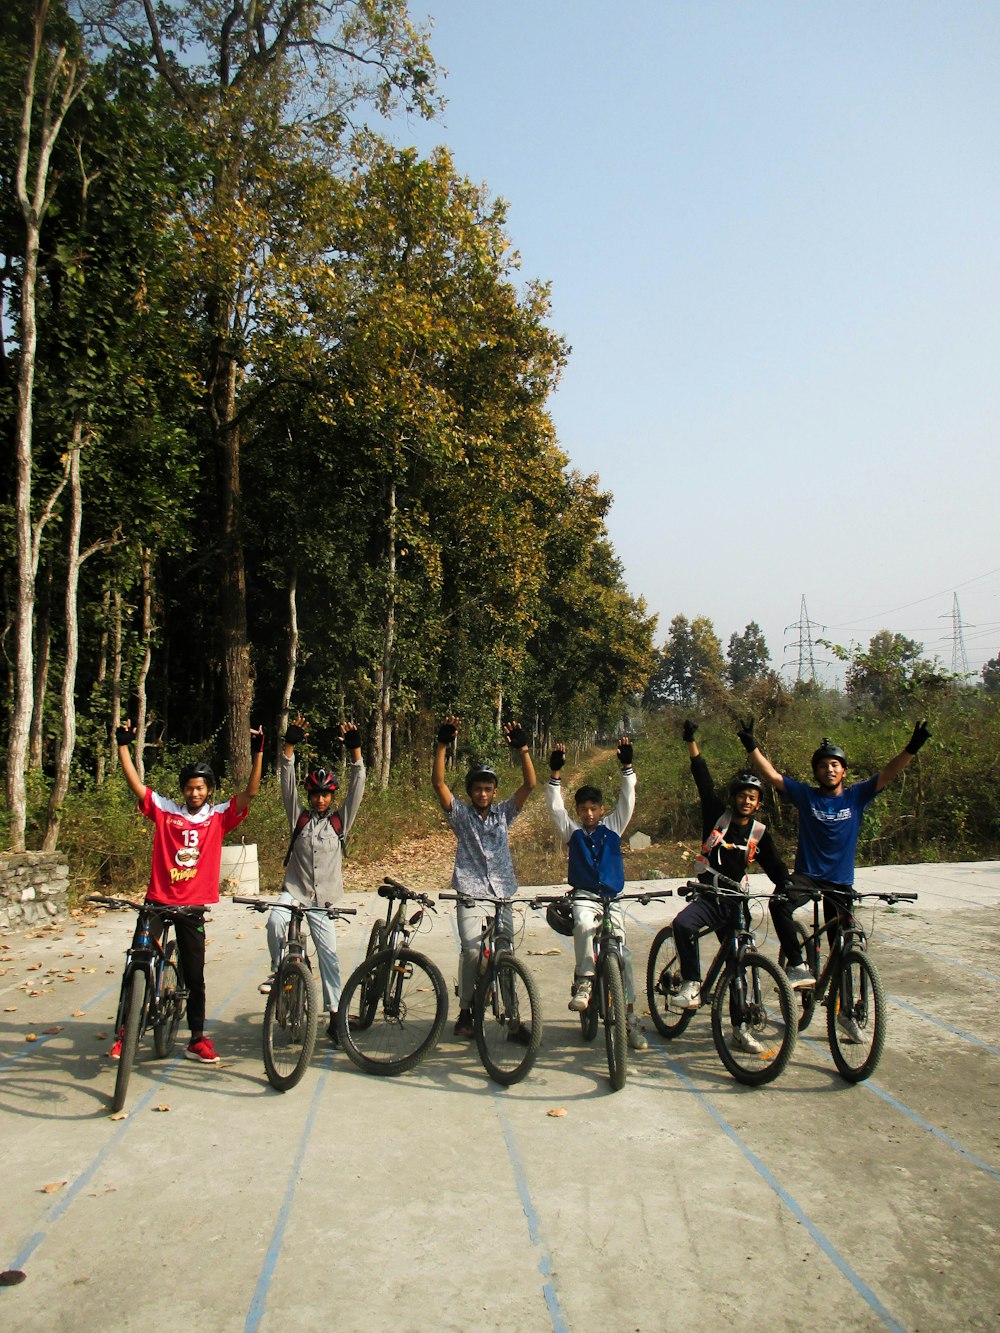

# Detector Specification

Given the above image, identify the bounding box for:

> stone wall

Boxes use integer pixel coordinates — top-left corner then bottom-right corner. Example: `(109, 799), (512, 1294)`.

(0, 852), (69, 929)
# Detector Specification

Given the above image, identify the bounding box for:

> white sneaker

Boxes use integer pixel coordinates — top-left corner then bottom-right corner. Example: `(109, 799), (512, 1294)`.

(568, 979), (592, 1012)
(731, 1023), (764, 1055)
(668, 979), (702, 1012)
(258, 973), (274, 995)
(838, 1013), (864, 1044)
(626, 1013), (649, 1051)
(784, 963), (816, 989)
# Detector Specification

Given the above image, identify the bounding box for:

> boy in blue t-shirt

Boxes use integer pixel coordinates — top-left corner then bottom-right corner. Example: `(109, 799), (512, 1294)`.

(737, 719), (930, 1037)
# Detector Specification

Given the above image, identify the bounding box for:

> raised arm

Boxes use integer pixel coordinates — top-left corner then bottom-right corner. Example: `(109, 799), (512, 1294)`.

(875, 720), (930, 793)
(503, 721), (536, 811)
(432, 716), (459, 812)
(737, 717), (785, 794)
(115, 720), (147, 802)
(235, 727), (264, 812)
(338, 723), (367, 833)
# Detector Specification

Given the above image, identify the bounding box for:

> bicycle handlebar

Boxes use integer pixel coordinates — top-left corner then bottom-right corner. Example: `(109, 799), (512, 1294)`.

(231, 895), (357, 918)
(86, 894), (205, 916)
(377, 878), (437, 910)
(525, 889), (674, 907)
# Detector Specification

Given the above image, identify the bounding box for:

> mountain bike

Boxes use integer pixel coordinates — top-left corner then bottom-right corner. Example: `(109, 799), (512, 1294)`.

(440, 892), (542, 1085)
(776, 886), (917, 1082)
(645, 875), (797, 1086)
(336, 877), (448, 1075)
(234, 895), (356, 1091)
(87, 895), (193, 1112)
(540, 889), (672, 1091)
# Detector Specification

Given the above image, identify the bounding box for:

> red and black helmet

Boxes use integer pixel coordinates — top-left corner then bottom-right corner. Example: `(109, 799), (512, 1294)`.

(304, 767), (338, 794)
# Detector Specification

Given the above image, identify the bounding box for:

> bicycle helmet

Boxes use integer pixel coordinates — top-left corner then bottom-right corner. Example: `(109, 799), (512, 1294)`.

(811, 738), (847, 771)
(545, 898), (574, 937)
(304, 767), (338, 794)
(729, 772), (763, 799)
(465, 766), (499, 794)
(178, 760), (216, 790)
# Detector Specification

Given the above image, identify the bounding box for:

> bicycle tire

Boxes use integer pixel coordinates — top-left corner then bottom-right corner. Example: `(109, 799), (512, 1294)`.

(112, 969), (146, 1113)
(827, 948), (886, 1083)
(152, 942), (183, 1058)
(338, 947), (447, 1076)
(474, 954), (542, 1086)
(263, 957), (319, 1092)
(645, 925), (697, 1040)
(777, 921), (818, 1034)
(351, 921), (388, 1031)
(710, 952), (796, 1087)
(601, 952), (628, 1092)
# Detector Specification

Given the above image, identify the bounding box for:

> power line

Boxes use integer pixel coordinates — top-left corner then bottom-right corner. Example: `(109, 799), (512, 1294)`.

(825, 564), (1000, 630)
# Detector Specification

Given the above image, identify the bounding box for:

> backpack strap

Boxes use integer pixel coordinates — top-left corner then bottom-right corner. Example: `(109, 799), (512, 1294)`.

(283, 808), (345, 867)
(696, 810), (767, 871)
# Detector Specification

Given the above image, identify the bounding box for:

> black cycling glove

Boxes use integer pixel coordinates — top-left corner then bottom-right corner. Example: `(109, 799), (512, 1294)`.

(284, 723), (305, 746)
(905, 719), (931, 754)
(682, 719), (698, 742)
(549, 750), (565, 772)
(437, 721), (458, 745)
(343, 727), (362, 751)
(250, 729), (265, 755)
(617, 741), (634, 766)
(506, 723), (529, 750)
(115, 723), (134, 747)
(737, 717), (758, 754)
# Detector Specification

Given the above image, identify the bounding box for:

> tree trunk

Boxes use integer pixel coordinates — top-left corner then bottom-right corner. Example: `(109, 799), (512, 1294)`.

(109, 585), (123, 775)
(29, 560), (52, 770)
(371, 479), (396, 791)
(94, 585), (110, 785)
(134, 549), (153, 783)
(276, 571), (298, 767)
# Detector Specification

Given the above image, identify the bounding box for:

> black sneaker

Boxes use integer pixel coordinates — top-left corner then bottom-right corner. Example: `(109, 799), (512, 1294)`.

(453, 1009), (474, 1038)
(327, 1014), (340, 1047)
(507, 1022), (532, 1046)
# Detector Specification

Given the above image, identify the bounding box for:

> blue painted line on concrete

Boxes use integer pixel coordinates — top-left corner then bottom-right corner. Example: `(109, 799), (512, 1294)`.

(496, 1107), (568, 1333)
(244, 1055), (331, 1332)
(4, 963), (259, 1270)
(877, 933), (1000, 983)
(886, 996), (1000, 1058)
(0, 982), (119, 1073)
(660, 1052), (906, 1332)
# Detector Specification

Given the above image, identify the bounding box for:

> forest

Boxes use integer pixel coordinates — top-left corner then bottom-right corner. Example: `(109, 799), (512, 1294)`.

(3, 2), (998, 887)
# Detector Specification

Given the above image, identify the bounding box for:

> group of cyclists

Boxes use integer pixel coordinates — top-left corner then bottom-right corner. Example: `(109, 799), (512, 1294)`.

(110, 711), (931, 1065)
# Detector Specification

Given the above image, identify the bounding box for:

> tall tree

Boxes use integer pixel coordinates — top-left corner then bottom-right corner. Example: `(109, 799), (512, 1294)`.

(726, 620), (771, 688)
(644, 614), (723, 708)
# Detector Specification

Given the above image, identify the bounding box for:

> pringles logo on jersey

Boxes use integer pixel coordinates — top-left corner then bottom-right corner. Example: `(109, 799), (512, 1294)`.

(169, 867), (198, 883)
(175, 846), (201, 868)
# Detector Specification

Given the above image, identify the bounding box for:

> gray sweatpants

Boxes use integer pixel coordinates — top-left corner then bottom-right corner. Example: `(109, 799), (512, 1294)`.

(267, 892), (341, 1014)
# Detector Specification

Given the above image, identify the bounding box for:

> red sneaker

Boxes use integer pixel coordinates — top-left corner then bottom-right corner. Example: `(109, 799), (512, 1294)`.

(185, 1036), (221, 1065)
(108, 1039), (122, 1060)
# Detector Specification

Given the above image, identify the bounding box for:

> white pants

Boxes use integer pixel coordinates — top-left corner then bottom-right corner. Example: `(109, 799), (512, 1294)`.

(572, 894), (635, 1002)
(267, 892), (341, 1014)
(457, 899), (514, 1009)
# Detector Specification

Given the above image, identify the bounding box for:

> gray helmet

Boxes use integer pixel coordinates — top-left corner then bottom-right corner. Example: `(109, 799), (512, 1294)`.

(465, 766), (499, 794)
(811, 738), (847, 771)
(729, 772), (763, 799)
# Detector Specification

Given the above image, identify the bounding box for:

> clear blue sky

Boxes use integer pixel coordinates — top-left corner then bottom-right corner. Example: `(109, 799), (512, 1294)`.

(384, 1), (1000, 680)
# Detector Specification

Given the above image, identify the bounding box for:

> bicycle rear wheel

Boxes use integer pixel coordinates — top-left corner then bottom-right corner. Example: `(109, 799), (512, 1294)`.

(112, 970), (146, 1113)
(645, 925), (696, 1039)
(263, 958), (318, 1092)
(474, 954), (542, 1086)
(601, 953), (627, 1092)
(710, 953), (796, 1086)
(827, 948), (886, 1082)
(152, 942), (183, 1058)
(338, 948), (447, 1075)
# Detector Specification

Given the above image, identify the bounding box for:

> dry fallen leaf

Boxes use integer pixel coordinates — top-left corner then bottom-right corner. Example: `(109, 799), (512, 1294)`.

(25, 1033), (38, 1042)
(152, 1104), (171, 1113)
(41, 1181), (66, 1194)
(546, 1107), (567, 1118)
(4, 1006), (16, 1013)
(0, 1271), (27, 1286)
(109, 1110), (127, 1120)
(72, 1010), (85, 1017)
(42, 1027), (63, 1035)
(26, 963), (41, 971)
(527, 948), (562, 956)
(95, 1032), (108, 1040)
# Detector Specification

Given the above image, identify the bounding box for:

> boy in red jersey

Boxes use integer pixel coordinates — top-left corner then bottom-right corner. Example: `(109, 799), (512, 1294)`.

(115, 720), (263, 1063)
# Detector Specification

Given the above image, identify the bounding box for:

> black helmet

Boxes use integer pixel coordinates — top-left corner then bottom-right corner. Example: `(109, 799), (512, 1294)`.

(465, 766), (499, 794)
(545, 898), (574, 937)
(811, 738), (847, 771)
(729, 772), (763, 799)
(178, 760), (215, 790)
(305, 767), (338, 794)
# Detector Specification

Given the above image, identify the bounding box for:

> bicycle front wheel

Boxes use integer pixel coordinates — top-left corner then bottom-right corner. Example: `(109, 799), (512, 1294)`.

(710, 953), (796, 1086)
(827, 948), (886, 1082)
(338, 948), (447, 1076)
(263, 958), (318, 1092)
(474, 954), (542, 1086)
(152, 942), (183, 1058)
(601, 953), (627, 1092)
(112, 969), (146, 1113)
(646, 925), (696, 1040)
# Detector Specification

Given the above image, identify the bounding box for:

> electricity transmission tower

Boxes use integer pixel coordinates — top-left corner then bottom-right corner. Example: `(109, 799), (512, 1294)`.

(784, 595), (825, 682)
(944, 593), (970, 676)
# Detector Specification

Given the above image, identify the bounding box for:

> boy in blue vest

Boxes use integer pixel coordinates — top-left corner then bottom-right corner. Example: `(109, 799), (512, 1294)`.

(546, 738), (647, 1051)
(262, 715), (366, 1045)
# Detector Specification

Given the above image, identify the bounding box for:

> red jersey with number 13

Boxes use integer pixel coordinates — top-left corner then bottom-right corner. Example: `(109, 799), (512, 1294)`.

(141, 789), (248, 906)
